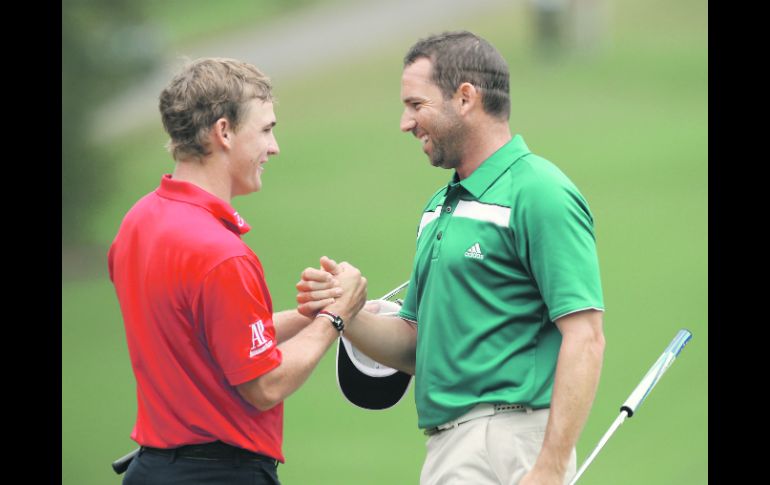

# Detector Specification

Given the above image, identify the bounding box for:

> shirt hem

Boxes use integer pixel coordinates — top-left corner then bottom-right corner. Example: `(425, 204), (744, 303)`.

(552, 306), (605, 322)
(225, 348), (283, 386)
(398, 312), (417, 324)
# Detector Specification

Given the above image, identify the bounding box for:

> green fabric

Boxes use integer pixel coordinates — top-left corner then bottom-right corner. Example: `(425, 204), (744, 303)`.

(399, 135), (604, 429)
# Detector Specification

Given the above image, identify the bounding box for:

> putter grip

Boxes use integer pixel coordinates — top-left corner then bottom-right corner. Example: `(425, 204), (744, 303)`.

(112, 448), (139, 475)
(620, 329), (692, 417)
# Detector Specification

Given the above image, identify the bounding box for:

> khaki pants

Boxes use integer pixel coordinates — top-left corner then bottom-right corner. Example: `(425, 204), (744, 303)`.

(420, 407), (576, 485)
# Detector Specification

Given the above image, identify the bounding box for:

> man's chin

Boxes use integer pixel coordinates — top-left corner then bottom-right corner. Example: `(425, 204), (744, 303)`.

(430, 158), (456, 170)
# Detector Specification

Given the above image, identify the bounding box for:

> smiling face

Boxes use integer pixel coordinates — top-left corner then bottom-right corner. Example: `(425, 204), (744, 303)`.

(399, 58), (465, 170)
(227, 99), (280, 196)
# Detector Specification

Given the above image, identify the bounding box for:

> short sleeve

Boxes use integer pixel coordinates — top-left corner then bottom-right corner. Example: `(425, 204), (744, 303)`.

(514, 178), (604, 322)
(198, 256), (282, 386)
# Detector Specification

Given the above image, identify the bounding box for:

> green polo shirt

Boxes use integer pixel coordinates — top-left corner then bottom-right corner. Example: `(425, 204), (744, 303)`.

(399, 135), (604, 429)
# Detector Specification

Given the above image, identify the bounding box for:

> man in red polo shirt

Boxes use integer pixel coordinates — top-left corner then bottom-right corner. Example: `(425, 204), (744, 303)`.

(108, 57), (367, 485)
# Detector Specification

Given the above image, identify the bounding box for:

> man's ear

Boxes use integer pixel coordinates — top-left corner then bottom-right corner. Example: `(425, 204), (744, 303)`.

(211, 118), (233, 149)
(456, 82), (480, 115)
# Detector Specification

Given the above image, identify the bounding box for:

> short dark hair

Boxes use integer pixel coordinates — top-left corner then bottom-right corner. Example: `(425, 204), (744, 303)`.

(159, 57), (273, 161)
(404, 31), (510, 120)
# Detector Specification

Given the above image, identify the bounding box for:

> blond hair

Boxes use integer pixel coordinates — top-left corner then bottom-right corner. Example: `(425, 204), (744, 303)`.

(159, 57), (273, 160)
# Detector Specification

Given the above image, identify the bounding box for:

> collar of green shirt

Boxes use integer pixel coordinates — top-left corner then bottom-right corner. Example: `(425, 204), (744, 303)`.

(449, 134), (532, 199)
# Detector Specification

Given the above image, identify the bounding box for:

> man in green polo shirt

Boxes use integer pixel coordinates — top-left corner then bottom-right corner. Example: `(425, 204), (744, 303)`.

(299, 31), (605, 485)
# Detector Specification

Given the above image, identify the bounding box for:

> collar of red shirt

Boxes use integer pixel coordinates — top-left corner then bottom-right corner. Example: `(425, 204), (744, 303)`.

(156, 174), (252, 235)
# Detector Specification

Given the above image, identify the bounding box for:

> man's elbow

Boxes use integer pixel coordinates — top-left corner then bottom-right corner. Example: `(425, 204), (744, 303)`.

(401, 352), (417, 376)
(394, 360), (415, 376)
(237, 379), (282, 412)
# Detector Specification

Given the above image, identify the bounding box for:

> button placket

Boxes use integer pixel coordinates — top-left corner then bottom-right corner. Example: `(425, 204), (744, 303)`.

(430, 189), (459, 260)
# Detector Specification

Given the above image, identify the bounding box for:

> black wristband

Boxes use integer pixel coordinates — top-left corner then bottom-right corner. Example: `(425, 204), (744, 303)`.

(317, 310), (344, 332)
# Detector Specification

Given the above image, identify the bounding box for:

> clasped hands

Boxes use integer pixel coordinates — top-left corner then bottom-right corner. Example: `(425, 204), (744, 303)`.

(295, 256), (368, 324)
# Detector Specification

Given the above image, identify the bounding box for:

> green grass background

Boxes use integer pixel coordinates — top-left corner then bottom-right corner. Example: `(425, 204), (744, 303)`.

(62, 0), (707, 483)
(139, 0), (347, 48)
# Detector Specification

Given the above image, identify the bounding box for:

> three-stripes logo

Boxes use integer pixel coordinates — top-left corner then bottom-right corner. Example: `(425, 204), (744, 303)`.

(464, 243), (484, 260)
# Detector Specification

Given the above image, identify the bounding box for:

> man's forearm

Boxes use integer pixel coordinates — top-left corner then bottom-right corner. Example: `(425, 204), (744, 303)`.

(344, 311), (417, 375)
(536, 311), (605, 476)
(273, 309), (313, 343)
(238, 315), (340, 410)
(238, 262), (368, 411)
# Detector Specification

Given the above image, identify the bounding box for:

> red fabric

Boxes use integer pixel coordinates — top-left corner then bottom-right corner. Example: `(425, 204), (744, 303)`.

(108, 175), (285, 461)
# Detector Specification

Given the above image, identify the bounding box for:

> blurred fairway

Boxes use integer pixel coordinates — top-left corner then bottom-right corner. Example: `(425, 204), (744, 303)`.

(62, 0), (707, 483)
(140, 0), (347, 48)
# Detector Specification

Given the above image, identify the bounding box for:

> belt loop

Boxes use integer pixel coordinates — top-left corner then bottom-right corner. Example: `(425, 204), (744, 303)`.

(233, 448), (241, 468)
(169, 448), (178, 464)
(526, 406), (533, 415)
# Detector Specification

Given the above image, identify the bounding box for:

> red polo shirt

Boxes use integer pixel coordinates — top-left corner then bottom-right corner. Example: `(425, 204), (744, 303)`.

(108, 174), (285, 462)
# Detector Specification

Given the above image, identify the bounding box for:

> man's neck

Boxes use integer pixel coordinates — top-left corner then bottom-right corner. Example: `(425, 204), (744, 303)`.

(455, 123), (512, 180)
(172, 156), (232, 203)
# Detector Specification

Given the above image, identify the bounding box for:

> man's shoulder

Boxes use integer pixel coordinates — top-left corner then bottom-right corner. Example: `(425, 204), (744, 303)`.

(157, 222), (255, 286)
(180, 214), (253, 266)
(507, 153), (581, 196)
(503, 153), (594, 226)
(120, 188), (160, 219)
(121, 191), (252, 260)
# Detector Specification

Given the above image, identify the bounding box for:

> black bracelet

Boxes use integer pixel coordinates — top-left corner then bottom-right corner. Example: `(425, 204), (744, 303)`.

(317, 310), (344, 332)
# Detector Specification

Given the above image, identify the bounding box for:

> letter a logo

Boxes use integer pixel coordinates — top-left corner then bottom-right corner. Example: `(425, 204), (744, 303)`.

(249, 320), (273, 358)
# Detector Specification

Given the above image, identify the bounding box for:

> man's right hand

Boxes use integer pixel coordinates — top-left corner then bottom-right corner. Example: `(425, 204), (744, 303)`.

(295, 258), (343, 319)
(297, 256), (367, 323)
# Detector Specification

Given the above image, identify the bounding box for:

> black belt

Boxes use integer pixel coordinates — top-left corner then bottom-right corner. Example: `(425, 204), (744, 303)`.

(141, 441), (278, 466)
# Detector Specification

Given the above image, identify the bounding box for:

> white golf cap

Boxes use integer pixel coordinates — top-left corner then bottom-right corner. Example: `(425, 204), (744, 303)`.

(335, 299), (413, 410)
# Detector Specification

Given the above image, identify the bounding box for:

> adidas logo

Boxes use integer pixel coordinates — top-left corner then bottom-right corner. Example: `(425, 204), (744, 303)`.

(464, 243), (484, 260)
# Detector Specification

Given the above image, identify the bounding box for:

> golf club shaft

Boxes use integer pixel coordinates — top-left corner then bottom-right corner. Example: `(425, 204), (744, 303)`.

(568, 411), (627, 485)
(568, 329), (692, 484)
(379, 281), (409, 301)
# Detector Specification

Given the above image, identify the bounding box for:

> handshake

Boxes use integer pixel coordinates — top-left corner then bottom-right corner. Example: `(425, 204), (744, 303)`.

(294, 255), (413, 411)
(294, 255), (370, 327)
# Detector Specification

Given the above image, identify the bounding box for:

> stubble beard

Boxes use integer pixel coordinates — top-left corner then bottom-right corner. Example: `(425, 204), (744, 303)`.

(429, 107), (465, 171)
